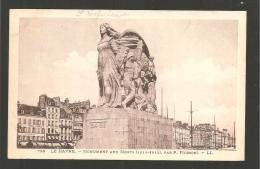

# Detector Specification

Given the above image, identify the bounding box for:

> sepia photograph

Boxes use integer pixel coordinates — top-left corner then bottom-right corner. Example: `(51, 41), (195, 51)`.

(8, 9), (246, 160)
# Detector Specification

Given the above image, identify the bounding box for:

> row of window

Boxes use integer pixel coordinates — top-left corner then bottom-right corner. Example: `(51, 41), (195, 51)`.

(47, 120), (58, 127)
(18, 135), (45, 141)
(46, 128), (73, 134)
(18, 127), (45, 134)
(60, 136), (72, 141)
(46, 115), (73, 126)
(18, 116), (80, 126)
(60, 120), (72, 126)
(18, 118), (44, 126)
(18, 125), (78, 134)
(46, 120), (73, 127)
(47, 107), (59, 113)
(60, 128), (72, 134)
(47, 114), (58, 119)
(73, 135), (83, 140)
(47, 128), (59, 134)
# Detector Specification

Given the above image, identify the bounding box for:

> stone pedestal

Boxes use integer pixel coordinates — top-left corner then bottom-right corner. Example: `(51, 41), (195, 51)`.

(76, 108), (173, 149)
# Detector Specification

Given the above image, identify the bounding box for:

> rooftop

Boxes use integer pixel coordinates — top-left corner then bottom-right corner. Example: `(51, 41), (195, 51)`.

(18, 104), (46, 117)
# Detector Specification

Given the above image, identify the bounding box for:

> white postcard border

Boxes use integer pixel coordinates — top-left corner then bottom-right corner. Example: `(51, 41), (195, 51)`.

(8, 9), (246, 160)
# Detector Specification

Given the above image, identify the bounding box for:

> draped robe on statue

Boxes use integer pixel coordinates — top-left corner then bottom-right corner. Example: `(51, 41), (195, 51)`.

(97, 37), (122, 107)
(97, 29), (157, 112)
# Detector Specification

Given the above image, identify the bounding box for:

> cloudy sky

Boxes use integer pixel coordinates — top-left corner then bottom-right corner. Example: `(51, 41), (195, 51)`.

(18, 17), (239, 131)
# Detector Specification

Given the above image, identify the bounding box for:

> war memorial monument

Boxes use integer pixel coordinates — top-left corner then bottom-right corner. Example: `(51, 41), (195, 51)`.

(77, 23), (173, 149)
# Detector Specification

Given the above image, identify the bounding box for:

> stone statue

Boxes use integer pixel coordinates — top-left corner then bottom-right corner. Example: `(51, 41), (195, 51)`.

(97, 23), (122, 108)
(97, 23), (157, 113)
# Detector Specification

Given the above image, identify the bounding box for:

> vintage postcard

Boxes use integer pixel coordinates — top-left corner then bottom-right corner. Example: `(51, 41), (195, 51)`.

(8, 9), (246, 160)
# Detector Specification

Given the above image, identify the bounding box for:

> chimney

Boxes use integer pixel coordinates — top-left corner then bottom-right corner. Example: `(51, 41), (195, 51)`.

(53, 97), (61, 106)
(38, 94), (47, 109)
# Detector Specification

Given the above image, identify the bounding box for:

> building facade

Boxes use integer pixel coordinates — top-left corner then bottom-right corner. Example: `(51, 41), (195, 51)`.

(48, 96), (90, 142)
(192, 123), (214, 149)
(70, 101), (90, 141)
(17, 103), (46, 143)
(38, 94), (60, 142)
(17, 94), (91, 148)
(173, 121), (191, 149)
(59, 108), (73, 142)
(213, 128), (223, 149)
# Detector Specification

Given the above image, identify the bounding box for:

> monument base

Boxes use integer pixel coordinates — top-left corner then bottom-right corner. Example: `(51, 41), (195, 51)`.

(76, 108), (173, 149)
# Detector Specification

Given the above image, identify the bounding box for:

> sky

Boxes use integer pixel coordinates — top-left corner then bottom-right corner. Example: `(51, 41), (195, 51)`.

(18, 17), (239, 132)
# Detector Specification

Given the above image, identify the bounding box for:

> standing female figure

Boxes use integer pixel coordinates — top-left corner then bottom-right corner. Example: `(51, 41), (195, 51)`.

(97, 23), (122, 108)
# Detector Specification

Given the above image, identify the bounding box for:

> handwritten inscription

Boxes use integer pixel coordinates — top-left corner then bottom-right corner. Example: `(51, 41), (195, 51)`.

(76, 10), (127, 17)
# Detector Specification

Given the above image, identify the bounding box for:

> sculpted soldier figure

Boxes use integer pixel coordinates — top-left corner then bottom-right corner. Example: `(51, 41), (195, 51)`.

(135, 70), (149, 111)
(145, 56), (157, 112)
(121, 41), (143, 108)
(96, 23), (157, 113)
